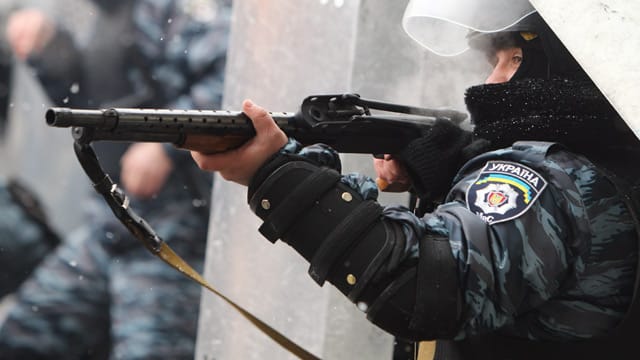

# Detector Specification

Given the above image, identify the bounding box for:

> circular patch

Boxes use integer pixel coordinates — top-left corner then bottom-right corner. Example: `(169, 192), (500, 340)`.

(466, 160), (547, 224)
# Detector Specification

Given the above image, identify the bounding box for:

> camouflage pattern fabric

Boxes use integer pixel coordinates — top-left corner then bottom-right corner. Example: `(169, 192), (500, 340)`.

(277, 138), (637, 341)
(132, 0), (231, 110)
(442, 142), (636, 340)
(0, 207), (208, 360)
(0, 0), (230, 358)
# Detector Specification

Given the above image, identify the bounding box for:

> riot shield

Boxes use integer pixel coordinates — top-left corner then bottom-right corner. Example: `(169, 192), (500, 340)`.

(195, 0), (485, 359)
(530, 0), (640, 140)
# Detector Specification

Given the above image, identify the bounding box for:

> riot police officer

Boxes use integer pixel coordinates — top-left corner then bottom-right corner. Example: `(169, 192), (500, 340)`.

(192, 0), (640, 359)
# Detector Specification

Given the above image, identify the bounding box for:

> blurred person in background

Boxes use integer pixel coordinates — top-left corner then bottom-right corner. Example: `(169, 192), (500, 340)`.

(0, 177), (60, 300)
(0, 5), (60, 302)
(0, 0), (231, 358)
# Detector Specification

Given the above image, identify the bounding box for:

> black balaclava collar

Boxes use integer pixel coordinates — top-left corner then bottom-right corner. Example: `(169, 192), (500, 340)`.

(464, 77), (640, 161)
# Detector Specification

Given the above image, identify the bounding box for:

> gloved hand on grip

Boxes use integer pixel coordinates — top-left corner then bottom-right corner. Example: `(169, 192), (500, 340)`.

(393, 118), (488, 202)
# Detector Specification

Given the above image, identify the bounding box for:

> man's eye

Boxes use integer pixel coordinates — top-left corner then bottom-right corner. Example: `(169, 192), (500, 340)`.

(512, 55), (523, 65)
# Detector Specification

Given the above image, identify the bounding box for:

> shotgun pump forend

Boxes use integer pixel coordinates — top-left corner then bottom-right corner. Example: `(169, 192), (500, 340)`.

(46, 93), (468, 155)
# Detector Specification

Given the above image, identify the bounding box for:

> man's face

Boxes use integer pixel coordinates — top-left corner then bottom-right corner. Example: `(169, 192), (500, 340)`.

(485, 47), (523, 84)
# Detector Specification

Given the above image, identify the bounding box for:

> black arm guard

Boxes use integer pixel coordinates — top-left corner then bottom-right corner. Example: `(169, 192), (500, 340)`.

(248, 158), (460, 340)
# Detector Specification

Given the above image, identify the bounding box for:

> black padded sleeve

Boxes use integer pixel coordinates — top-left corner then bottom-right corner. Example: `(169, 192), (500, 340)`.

(248, 158), (460, 340)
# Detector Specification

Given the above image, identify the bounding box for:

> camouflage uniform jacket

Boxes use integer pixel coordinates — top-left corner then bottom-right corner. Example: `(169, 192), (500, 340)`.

(278, 138), (638, 341)
(440, 141), (637, 340)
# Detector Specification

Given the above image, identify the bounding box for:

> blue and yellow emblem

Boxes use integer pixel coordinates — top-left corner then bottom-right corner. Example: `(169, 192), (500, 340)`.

(466, 161), (547, 224)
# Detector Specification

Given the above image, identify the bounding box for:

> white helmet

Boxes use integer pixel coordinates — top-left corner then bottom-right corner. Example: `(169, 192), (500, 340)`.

(402, 0), (536, 56)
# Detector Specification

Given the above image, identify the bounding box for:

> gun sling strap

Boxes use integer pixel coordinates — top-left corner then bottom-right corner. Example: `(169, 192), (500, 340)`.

(73, 141), (321, 360)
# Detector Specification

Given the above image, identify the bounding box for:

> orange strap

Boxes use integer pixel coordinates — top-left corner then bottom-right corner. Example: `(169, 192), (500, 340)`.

(417, 341), (436, 360)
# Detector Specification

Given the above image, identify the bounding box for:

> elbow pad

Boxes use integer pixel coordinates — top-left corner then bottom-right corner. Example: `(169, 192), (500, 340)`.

(248, 159), (459, 340)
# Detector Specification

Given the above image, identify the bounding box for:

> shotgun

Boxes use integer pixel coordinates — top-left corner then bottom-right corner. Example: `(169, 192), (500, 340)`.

(45, 93), (467, 155)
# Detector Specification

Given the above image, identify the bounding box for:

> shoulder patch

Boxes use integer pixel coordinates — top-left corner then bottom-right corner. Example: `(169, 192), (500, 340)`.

(466, 161), (547, 224)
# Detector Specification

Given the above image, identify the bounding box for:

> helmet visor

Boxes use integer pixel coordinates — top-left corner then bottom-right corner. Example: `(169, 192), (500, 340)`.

(402, 0), (536, 56)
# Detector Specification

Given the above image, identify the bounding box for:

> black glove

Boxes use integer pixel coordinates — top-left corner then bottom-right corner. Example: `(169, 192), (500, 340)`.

(397, 118), (488, 202)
